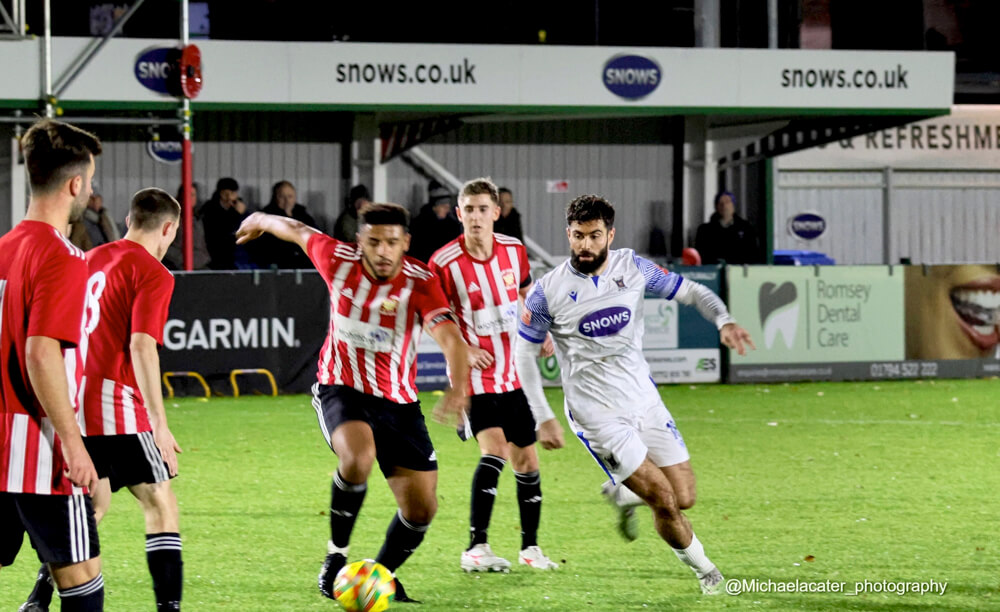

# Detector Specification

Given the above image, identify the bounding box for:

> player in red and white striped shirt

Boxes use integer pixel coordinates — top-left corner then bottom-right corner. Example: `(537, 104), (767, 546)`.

(429, 177), (565, 573)
(0, 119), (105, 610)
(21, 188), (184, 612)
(237, 202), (469, 603)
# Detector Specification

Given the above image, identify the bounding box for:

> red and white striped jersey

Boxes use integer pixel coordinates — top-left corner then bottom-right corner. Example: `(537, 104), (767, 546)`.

(81, 240), (175, 436)
(0, 221), (88, 495)
(306, 234), (454, 404)
(429, 234), (532, 395)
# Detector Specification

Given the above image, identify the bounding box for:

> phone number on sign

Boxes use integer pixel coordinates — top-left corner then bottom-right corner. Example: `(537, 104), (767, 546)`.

(869, 361), (938, 379)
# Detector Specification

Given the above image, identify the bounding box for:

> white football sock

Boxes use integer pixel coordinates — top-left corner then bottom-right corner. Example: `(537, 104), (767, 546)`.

(327, 540), (349, 556)
(672, 533), (716, 578)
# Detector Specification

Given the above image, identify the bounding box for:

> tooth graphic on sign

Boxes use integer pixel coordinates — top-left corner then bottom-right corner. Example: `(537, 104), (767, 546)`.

(759, 282), (799, 349)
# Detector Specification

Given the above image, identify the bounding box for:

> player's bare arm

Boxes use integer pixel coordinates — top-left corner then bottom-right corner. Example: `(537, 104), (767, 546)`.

(131, 331), (182, 477)
(236, 211), (320, 253)
(429, 320), (471, 425)
(25, 336), (99, 490)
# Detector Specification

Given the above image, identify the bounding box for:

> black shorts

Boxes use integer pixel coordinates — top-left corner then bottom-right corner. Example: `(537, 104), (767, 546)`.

(0, 492), (100, 566)
(84, 432), (172, 492)
(311, 384), (437, 478)
(466, 388), (537, 448)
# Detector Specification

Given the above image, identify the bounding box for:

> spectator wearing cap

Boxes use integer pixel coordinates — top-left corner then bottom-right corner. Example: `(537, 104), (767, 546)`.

(408, 180), (462, 263)
(333, 184), (370, 243)
(202, 177), (249, 269)
(493, 186), (524, 242)
(69, 190), (120, 251)
(250, 180), (317, 269)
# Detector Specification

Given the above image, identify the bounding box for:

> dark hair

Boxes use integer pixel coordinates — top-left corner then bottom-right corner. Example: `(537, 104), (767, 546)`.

(566, 194), (615, 229)
(21, 119), (102, 195)
(460, 177), (499, 205)
(348, 184), (370, 204)
(216, 177), (239, 192)
(359, 202), (409, 230)
(270, 180), (295, 206)
(130, 188), (181, 230)
(714, 190), (736, 208)
(498, 187), (512, 197)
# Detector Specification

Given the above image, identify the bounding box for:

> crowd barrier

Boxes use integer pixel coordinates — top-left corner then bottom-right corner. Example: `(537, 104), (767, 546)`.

(160, 264), (999, 395)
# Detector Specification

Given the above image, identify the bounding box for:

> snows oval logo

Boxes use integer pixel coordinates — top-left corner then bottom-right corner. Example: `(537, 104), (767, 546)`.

(602, 55), (661, 100)
(787, 212), (827, 241)
(579, 306), (632, 337)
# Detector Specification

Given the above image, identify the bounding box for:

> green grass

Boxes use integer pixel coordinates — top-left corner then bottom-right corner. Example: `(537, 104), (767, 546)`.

(2, 379), (999, 610)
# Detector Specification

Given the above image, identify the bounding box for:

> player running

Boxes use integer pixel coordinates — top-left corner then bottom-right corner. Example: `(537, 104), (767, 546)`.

(236, 202), (469, 603)
(0, 119), (105, 611)
(21, 188), (184, 612)
(429, 177), (564, 573)
(513, 195), (755, 595)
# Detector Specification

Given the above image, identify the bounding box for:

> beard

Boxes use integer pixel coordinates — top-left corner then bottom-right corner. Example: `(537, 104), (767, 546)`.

(68, 192), (89, 223)
(570, 244), (609, 275)
(363, 252), (397, 281)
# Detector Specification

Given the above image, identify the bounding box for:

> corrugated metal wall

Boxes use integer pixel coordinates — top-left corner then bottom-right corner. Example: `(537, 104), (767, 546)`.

(892, 171), (1000, 264)
(93, 140), (342, 234)
(387, 119), (675, 257)
(775, 168), (1000, 264)
(775, 170), (885, 264)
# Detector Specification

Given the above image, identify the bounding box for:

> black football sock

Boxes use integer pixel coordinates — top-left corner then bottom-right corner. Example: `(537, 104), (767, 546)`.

(58, 573), (104, 612)
(514, 470), (542, 549)
(146, 532), (183, 611)
(25, 563), (55, 607)
(375, 510), (430, 573)
(469, 454), (506, 548)
(330, 470), (367, 549)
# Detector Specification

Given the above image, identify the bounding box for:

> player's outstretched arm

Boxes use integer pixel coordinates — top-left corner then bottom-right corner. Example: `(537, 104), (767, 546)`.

(673, 279), (756, 356)
(25, 336), (99, 490)
(514, 337), (563, 450)
(131, 332), (181, 476)
(430, 321), (470, 425)
(235, 212), (320, 253)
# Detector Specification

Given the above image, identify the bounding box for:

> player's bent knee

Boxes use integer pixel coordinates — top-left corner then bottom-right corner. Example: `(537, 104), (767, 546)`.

(509, 446), (539, 473)
(338, 451), (376, 481)
(402, 497), (437, 524)
(50, 557), (101, 589)
(675, 487), (696, 510)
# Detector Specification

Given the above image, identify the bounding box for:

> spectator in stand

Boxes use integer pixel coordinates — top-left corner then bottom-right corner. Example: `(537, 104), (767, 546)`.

(493, 186), (524, 242)
(202, 177), (248, 270)
(250, 180), (317, 269)
(694, 190), (759, 265)
(333, 184), (371, 243)
(164, 181), (210, 270)
(408, 180), (462, 263)
(69, 191), (119, 251)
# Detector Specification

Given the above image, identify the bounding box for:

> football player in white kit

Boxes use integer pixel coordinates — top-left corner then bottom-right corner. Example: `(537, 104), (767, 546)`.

(514, 194), (754, 595)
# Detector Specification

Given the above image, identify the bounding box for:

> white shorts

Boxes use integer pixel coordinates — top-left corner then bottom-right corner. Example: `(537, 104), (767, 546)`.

(566, 399), (689, 485)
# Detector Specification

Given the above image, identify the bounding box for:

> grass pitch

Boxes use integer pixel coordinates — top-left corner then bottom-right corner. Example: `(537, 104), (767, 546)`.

(1, 379), (998, 610)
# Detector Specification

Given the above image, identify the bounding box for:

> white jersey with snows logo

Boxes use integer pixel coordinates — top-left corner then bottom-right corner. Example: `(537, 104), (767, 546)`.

(518, 248), (684, 412)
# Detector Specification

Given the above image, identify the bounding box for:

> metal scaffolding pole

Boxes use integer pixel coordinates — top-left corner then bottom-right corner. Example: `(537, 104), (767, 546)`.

(52, 0), (147, 99)
(180, 0), (194, 271)
(43, 0), (53, 117)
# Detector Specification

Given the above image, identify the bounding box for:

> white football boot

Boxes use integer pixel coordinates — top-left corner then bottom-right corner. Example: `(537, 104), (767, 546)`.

(518, 546), (560, 570)
(460, 543), (512, 573)
(698, 567), (725, 595)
